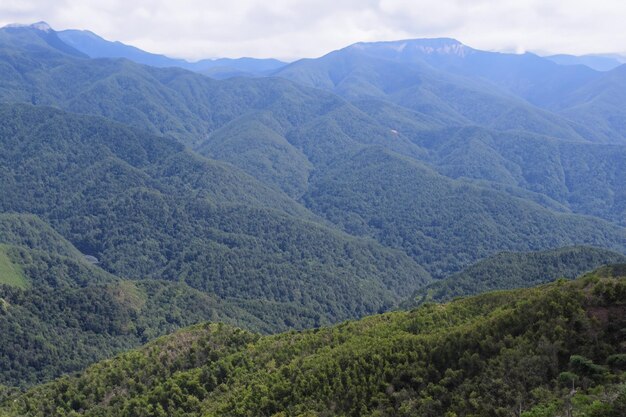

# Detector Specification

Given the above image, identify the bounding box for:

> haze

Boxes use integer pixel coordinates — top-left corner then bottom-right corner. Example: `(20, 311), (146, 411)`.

(1, 0), (626, 60)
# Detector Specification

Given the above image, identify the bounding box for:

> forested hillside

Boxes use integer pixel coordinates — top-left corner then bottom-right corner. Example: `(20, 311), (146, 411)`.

(0, 212), (361, 388)
(3, 266), (624, 417)
(302, 148), (625, 276)
(1, 21), (625, 398)
(408, 127), (626, 225)
(338, 38), (601, 109)
(0, 104), (429, 326)
(0, 242), (265, 387)
(0, 24), (624, 281)
(0, 214), (83, 259)
(273, 42), (599, 142)
(557, 65), (626, 143)
(408, 246), (626, 305)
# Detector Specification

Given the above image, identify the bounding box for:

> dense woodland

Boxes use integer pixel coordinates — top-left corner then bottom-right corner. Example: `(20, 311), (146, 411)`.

(0, 104), (429, 319)
(2, 266), (624, 416)
(408, 246), (626, 305)
(0, 22), (625, 415)
(0, 213), (363, 387)
(2, 211), (622, 389)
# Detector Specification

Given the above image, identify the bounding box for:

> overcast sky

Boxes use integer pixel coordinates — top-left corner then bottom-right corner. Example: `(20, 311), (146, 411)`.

(1, 0), (625, 60)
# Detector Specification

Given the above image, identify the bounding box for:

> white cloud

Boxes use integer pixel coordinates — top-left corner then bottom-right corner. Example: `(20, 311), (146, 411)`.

(0, 0), (625, 60)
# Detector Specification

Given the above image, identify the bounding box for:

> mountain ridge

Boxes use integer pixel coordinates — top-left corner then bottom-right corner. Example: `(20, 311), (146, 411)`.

(57, 28), (287, 78)
(546, 53), (626, 71)
(0, 25), (623, 279)
(3, 265), (624, 416)
(1, 21), (288, 78)
(406, 246), (626, 305)
(0, 21), (625, 408)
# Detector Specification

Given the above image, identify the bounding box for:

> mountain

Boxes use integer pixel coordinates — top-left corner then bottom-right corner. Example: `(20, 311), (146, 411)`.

(4, 209), (414, 388)
(0, 103), (430, 325)
(9, 23), (626, 148)
(0, 213), (281, 387)
(0, 22), (625, 401)
(57, 28), (286, 78)
(407, 246), (626, 305)
(0, 23), (624, 279)
(301, 147), (626, 277)
(546, 53), (626, 71)
(0, 23), (346, 147)
(264, 37), (626, 229)
(345, 100), (626, 225)
(271, 38), (626, 146)
(0, 22), (86, 58)
(195, 99), (626, 277)
(0, 211), (423, 388)
(556, 64), (626, 143)
(402, 125), (626, 226)
(349, 39), (599, 107)
(3, 266), (625, 416)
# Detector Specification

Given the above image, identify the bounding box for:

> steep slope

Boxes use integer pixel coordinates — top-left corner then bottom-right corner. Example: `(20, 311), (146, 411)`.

(0, 212), (373, 388)
(273, 41), (601, 142)
(402, 126), (626, 226)
(0, 103), (430, 321)
(409, 246), (626, 305)
(0, 22), (86, 59)
(342, 96), (626, 226)
(302, 148), (626, 277)
(1, 24), (623, 302)
(2, 24), (623, 225)
(0, 23), (334, 147)
(197, 112), (315, 197)
(3, 24), (621, 150)
(0, 243), (264, 387)
(334, 38), (626, 144)
(0, 213), (82, 259)
(196, 98), (428, 197)
(0, 30), (402, 152)
(195, 103), (626, 277)
(4, 266), (625, 417)
(557, 65), (626, 143)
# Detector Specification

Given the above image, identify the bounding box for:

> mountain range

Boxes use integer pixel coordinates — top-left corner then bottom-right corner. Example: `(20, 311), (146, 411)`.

(56, 27), (286, 79)
(0, 21), (625, 407)
(546, 53), (626, 71)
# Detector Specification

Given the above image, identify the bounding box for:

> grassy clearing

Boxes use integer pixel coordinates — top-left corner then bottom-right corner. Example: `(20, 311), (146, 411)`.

(0, 245), (27, 289)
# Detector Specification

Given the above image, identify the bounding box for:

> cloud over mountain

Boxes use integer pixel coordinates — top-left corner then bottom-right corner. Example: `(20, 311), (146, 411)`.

(1, 0), (626, 60)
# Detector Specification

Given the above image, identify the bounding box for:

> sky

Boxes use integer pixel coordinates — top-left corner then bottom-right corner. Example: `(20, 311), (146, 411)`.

(1, 0), (626, 60)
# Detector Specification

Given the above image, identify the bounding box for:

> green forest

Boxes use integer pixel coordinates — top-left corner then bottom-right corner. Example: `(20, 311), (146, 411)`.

(2, 266), (624, 417)
(0, 20), (625, 417)
(0, 212), (376, 388)
(408, 246), (626, 305)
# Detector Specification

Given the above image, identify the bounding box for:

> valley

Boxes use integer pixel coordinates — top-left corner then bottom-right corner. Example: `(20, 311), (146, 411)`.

(0, 18), (624, 416)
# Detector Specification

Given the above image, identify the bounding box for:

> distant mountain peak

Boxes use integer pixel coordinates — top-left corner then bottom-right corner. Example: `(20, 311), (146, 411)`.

(30, 21), (53, 32)
(3, 21), (53, 32)
(1, 21), (88, 58)
(347, 38), (473, 59)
